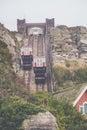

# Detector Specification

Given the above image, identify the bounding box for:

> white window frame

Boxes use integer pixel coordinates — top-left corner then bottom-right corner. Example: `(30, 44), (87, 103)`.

(79, 102), (87, 114)
(83, 102), (87, 115)
(79, 105), (83, 114)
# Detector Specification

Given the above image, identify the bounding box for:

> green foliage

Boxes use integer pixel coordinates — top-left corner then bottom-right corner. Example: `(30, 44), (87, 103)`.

(48, 98), (81, 129)
(53, 66), (87, 89)
(0, 96), (5, 107)
(65, 61), (70, 67)
(0, 96), (44, 130)
(0, 92), (87, 130)
(53, 66), (72, 86)
(30, 91), (52, 106)
(0, 40), (12, 67)
(0, 39), (87, 130)
(75, 67), (87, 83)
(0, 40), (7, 48)
(29, 92), (87, 130)
(0, 40), (16, 92)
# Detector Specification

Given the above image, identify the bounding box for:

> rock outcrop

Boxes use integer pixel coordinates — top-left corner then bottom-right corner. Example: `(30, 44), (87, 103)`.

(49, 25), (87, 67)
(0, 23), (21, 72)
(0, 23), (17, 56)
(23, 111), (58, 130)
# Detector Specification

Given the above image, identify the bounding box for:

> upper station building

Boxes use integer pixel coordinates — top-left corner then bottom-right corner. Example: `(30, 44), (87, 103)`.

(17, 18), (55, 35)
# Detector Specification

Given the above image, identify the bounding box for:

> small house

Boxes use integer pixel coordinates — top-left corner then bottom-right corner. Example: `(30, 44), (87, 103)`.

(73, 86), (87, 114)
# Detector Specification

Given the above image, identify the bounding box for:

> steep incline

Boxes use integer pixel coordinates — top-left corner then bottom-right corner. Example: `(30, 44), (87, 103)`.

(49, 25), (87, 68)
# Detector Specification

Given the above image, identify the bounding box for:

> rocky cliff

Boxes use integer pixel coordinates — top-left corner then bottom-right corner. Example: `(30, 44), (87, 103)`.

(0, 23), (23, 98)
(49, 25), (87, 101)
(49, 25), (87, 68)
(0, 23), (18, 56)
(0, 23), (21, 73)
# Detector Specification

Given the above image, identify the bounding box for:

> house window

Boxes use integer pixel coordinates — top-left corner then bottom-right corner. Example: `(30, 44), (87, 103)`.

(84, 103), (87, 114)
(80, 102), (87, 115)
(79, 106), (83, 114)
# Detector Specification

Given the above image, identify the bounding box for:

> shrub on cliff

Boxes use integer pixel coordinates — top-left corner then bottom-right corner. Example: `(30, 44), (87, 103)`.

(53, 66), (87, 89)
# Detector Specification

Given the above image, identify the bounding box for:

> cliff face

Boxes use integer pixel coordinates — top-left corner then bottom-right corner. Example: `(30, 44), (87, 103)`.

(49, 25), (87, 68)
(49, 25), (87, 101)
(0, 23), (21, 73)
(0, 23), (22, 97)
(0, 23), (18, 57)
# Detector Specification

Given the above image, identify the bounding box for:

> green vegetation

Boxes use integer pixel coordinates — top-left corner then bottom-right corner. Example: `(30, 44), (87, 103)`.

(53, 66), (87, 90)
(65, 61), (71, 67)
(0, 40), (17, 94)
(0, 93), (87, 130)
(0, 96), (44, 130)
(29, 92), (87, 130)
(53, 66), (72, 87)
(0, 39), (87, 130)
(75, 67), (87, 83)
(0, 40), (12, 67)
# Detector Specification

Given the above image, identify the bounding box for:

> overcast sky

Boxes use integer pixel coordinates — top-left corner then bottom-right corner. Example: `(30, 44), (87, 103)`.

(0, 0), (87, 31)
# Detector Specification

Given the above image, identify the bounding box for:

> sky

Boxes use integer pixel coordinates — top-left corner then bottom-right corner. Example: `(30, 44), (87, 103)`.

(0, 0), (87, 31)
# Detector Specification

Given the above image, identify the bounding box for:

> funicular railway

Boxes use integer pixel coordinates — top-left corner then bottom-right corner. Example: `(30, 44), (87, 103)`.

(20, 28), (47, 91)
(18, 18), (55, 92)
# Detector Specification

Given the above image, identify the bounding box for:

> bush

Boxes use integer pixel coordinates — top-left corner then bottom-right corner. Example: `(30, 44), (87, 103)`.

(29, 92), (87, 130)
(0, 93), (87, 130)
(0, 96), (44, 130)
(0, 40), (12, 67)
(66, 61), (70, 67)
(53, 66), (87, 88)
(53, 66), (72, 86)
(75, 67), (87, 83)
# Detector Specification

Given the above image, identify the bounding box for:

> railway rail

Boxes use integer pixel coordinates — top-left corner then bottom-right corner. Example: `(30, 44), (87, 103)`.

(23, 71), (31, 90)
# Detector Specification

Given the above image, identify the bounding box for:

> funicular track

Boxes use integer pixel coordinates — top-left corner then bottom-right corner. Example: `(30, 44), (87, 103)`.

(37, 35), (43, 56)
(34, 34), (46, 91)
(18, 18), (55, 92)
(21, 36), (33, 91)
(21, 27), (47, 92)
(23, 70), (31, 90)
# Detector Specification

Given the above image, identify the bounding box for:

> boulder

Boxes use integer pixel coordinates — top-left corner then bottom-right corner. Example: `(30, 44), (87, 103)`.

(23, 111), (58, 130)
